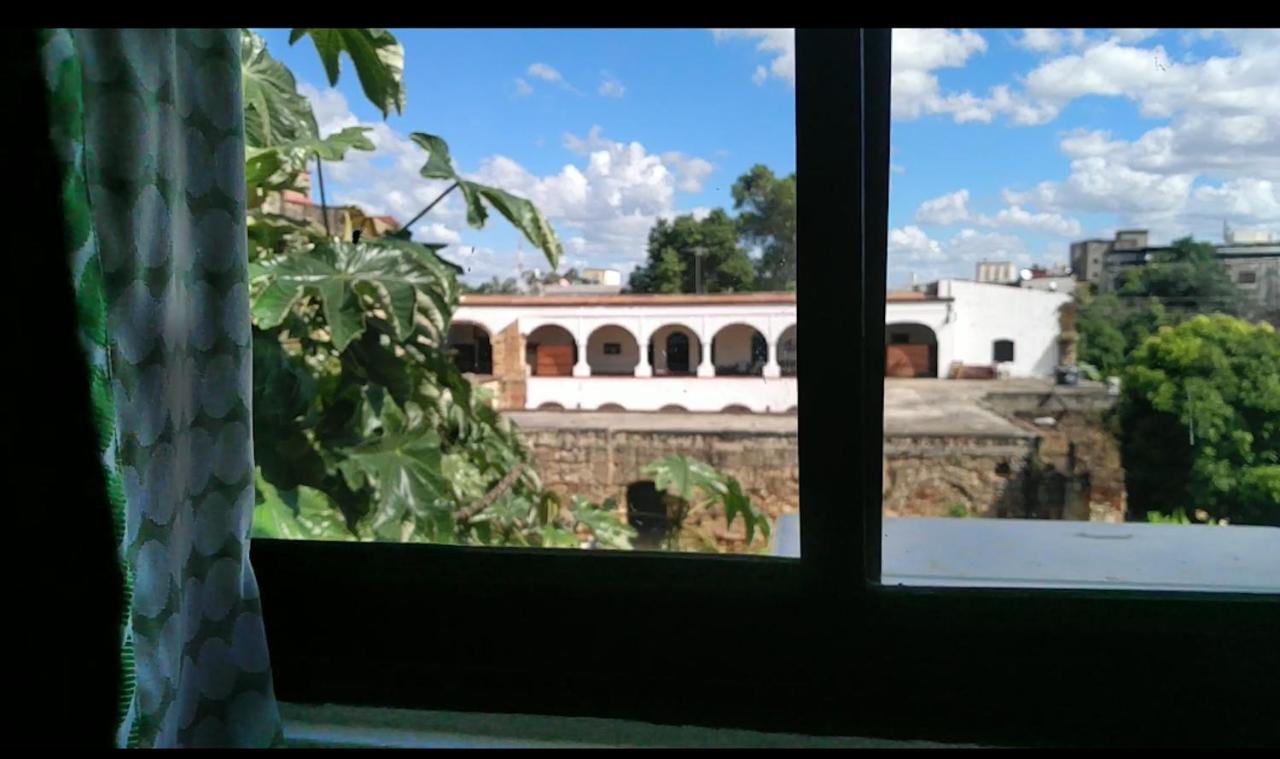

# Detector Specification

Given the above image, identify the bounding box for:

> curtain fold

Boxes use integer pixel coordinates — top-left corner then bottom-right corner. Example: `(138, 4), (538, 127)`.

(40, 28), (282, 748)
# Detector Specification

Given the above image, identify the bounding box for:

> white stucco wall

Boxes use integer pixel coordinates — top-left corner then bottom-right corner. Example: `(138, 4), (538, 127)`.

(526, 376), (797, 413)
(937, 279), (1069, 377)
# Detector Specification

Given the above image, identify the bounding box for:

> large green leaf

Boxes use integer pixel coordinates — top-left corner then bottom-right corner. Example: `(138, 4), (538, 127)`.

(644, 454), (726, 503)
(409, 132), (562, 270)
(251, 240), (458, 351)
(253, 469), (359, 541)
(343, 402), (450, 540)
(241, 29), (318, 148)
(290, 28), (405, 118)
(722, 477), (771, 543)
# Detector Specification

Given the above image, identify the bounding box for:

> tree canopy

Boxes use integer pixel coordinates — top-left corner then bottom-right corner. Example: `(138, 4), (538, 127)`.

(733, 164), (796, 291)
(1119, 315), (1280, 526)
(627, 209), (756, 294)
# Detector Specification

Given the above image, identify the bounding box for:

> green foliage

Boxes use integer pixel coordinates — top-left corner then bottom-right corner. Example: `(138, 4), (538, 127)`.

(1119, 315), (1280, 526)
(643, 454), (772, 550)
(243, 29), (632, 548)
(946, 502), (969, 518)
(628, 210), (755, 294)
(410, 132), (562, 268)
(732, 164), (796, 291)
(289, 28), (405, 118)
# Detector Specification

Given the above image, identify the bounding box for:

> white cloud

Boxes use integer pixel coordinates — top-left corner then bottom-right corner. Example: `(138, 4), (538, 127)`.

(1110, 28), (1158, 43)
(528, 62), (563, 83)
(711, 29), (795, 86)
(915, 189), (970, 225)
(526, 62), (580, 94)
(660, 152), (715, 193)
(1014, 29), (1087, 54)
(888, 226), (945, 262)
(514, 77), (533, 96)
(469, 126), (712, 263)
(975, 205), (1082, 237)
(598, 72), (626, 98)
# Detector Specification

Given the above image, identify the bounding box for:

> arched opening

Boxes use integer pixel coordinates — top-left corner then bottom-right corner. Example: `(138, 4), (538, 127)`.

(586, 324), (640, 376)
(710, 323), (767, 377)
(537, 402), (565, 411)
(525, 324), (577, 377)
(445, 322), (493, 375)
(721, 404), (752, 415)
(596, 403), (626, 412)
(776, 324), (797, 377)
(658, 404), (688, 413)
(993, 339), (1015, 363)
(885, 323), (938, 378)
(648, 324), (702, 376)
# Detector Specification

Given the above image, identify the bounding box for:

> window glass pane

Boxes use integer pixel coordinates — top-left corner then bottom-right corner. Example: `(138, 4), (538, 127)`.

(246, 28), (798, 554)
(876, 27), (1279, 592)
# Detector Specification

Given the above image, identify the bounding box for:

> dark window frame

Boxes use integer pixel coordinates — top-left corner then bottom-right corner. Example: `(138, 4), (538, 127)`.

(993, 338), (1015, 362)
(251, 30), (1278, 748)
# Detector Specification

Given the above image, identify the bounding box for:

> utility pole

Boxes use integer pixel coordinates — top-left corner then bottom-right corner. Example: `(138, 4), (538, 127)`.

(691, 245), (707, 294)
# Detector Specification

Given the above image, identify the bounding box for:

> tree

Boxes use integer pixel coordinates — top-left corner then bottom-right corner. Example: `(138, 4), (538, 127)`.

(628, 210), (755, 293)
(1118, 315), (1280, 526)
(1077, 237), (1243, 377)
(732, 164), (796, 291)
(243, 29), (634, 548)
(1116, 237), (1242, 316)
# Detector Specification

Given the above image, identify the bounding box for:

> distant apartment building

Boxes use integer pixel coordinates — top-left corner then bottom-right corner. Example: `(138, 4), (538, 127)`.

(976, 261), (1018, 285)
(1069, 227), (1280, 318)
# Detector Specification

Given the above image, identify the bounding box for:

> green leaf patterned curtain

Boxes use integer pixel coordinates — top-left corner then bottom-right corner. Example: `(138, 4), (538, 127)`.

(39, 28), (282, 748)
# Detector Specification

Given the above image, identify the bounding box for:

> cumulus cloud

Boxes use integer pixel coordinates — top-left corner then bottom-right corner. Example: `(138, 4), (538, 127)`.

(974, 205), (1082, 237)
(710, 29), (795, 86)
(660, 152), (715, 192)
(888, 225), (945, 262)
(915, 189), (970, 225)
(1015, 28), (1087, 54)
(469, 126), (713, 264)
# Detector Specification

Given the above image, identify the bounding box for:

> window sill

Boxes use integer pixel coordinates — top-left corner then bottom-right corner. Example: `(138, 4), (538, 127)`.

(280, 702), (971, 748)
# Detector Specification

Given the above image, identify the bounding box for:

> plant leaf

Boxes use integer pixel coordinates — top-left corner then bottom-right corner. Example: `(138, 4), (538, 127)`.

(241, 29), (318, 148)
(343, 402), (450, 540)
(290, 28), (405, 118)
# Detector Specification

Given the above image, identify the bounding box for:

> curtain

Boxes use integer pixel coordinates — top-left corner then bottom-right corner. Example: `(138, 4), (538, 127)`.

(39, 28), (282, 748)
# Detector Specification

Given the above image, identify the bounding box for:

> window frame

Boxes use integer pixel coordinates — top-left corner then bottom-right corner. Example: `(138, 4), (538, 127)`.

(251, 29), (1279, 748)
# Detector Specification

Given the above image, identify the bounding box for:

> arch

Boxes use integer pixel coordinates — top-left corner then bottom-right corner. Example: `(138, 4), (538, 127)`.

(658, 404), (688, 413)
(648, 323), (703, 376)
(586, 324), (640, 376)
(721, 404), (753, 415)
(710, 323), (767, 377)
(537, 402), (565, 411)
(993, 338), (1015, 363)
(526, 324), (577, 377)
(885, 322), (938, 378)
(776, 324), (797, 377)
(445, 321), (493, 375)
(596, 403), (626, 412)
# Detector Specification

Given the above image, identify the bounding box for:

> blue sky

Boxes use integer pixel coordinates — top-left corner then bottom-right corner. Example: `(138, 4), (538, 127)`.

(256, 28), (1280, 288)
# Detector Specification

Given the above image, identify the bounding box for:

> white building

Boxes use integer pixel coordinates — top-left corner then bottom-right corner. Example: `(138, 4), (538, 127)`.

(447, 283), (1069, 413)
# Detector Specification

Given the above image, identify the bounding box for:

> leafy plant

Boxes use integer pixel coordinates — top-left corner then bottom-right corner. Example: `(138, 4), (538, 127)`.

(642, 454), (772, 551)
(242, 28), (632, 548)
(946, 502), (969, 518)
(1120, 315), (1280, 526)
